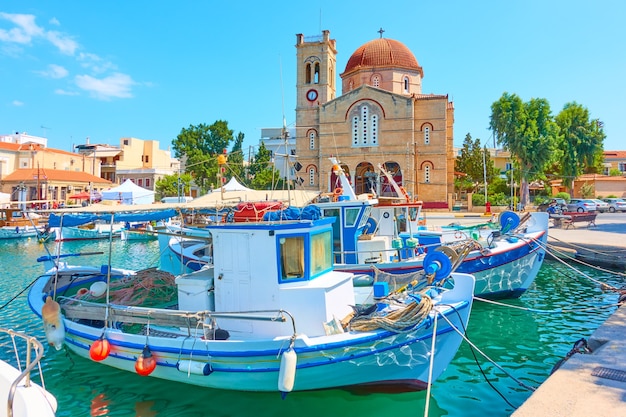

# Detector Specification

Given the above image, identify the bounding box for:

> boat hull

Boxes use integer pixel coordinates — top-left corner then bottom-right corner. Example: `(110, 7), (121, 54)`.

(336, 229), (547, 299)
(28, 268), (474, 392)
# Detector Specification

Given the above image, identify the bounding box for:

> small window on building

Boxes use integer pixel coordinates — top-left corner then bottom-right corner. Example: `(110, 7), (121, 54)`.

(403, 76), (410, 93)
(505, 162), (512, 171)
(137, 178), (143, 187)
(425, 165), (431, 183)
(123, 139), (129, 146)
(314, 63), (320, 84)
(619, 162), (626, 172)
(305, 63), (311, 84)
(309, 131), (316, 149)
(424, 126), (430, 145)
(308, 167), (316, 186)
(145, 178), (151, 188)
(372, 75), (380, 88)
(145, 155), (149, 163)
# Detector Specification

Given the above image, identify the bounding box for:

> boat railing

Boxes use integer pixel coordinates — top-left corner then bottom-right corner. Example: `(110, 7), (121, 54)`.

(1, 328), (47, 417)
(58, 297), (290, 329)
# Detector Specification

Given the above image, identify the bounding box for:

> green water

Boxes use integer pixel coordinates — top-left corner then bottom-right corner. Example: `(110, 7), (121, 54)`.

(0, 238), (621, 417)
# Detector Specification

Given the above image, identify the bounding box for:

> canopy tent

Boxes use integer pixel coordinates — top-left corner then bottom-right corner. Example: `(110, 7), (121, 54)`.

(221, 177), (252, 192)
(187, 188), (321, 210)
(101, 179), (155, 205)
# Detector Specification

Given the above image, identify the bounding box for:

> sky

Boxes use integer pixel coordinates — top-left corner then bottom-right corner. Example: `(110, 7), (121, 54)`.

(1, 1), (625, 161)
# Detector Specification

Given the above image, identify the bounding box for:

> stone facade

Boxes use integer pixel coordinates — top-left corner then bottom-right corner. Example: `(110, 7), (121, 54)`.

(294, 30), (454, 205)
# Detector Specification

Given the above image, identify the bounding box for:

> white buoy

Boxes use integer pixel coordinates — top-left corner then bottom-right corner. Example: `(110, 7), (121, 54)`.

(177, 360), (212, 376)
(90, 281), (108, 297)
(42, 296), (65, 350)
(277, 348), (297, 393)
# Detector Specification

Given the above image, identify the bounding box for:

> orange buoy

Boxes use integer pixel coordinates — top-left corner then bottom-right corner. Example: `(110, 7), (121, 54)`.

(89, 336), (111, 361)
(135, 345), (157, 376)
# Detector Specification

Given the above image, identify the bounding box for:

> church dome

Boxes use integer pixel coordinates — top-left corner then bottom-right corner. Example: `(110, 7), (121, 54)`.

(343, 38), (420, 74)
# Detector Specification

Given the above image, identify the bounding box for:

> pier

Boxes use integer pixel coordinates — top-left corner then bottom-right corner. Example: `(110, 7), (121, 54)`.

(516, 212), (626, 416)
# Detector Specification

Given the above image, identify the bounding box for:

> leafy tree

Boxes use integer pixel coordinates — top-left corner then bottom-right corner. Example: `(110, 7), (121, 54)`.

(155, 173), (193, 199)
(609, 168), (622, 176)
(454, 133), (497, 193)
(554, 102), (606, 188)
(248, 142), (282, 190)
(225, 132), (246, 184)
(172, 121), (234, 193)
(489, 92), (559, 206)
(579, 182), (595, 198)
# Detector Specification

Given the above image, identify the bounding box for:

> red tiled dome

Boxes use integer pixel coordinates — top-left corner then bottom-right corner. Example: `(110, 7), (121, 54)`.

(344, 38), (420, 74)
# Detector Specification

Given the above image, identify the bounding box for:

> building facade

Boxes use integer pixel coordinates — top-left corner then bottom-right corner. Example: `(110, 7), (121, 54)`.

(294, 30), (455, 205)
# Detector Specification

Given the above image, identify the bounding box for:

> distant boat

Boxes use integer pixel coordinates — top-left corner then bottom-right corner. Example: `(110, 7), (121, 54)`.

(0, 327), (57, 417)
(29, 210), (476, 393)
(0, 208), (50, 240)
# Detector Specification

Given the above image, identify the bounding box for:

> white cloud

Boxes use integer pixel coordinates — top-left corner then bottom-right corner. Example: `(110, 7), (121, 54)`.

(0, 13), (43, 43)
(49, 17), (60, 26)
(75, 73), (135, 100)
(54, 89), (79, 96)
(46, 30), (77, 55)
(36, 64), (69, 79)
(0, 13), (76, 55)
(78, 52), (116, 74)
(12, 100), (24, 106)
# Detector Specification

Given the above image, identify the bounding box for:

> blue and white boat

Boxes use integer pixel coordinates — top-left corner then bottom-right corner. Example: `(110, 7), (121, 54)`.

(28, 210), (475, 393)
(306, 158), (549, 299)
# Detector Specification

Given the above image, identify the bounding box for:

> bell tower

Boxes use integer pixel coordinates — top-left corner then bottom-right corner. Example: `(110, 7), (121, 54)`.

(295, 30), (337, 189)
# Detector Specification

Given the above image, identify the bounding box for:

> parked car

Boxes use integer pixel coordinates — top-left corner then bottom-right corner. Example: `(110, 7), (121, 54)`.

(566, 198), (597, 213)
(591, 199), (609, 213)
(602, 198), (626, 213)
(537, 197), (567, 212)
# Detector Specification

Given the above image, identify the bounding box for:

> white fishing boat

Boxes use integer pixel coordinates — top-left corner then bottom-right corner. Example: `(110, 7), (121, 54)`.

(0, 328), (57, 417)
(29, 210), (475, 393)
(0, 209), (50, 241)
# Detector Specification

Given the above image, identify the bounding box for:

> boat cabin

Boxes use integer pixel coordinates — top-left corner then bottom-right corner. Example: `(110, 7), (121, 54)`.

(177, 217), (355, 338)
(0, 208), (41, 228)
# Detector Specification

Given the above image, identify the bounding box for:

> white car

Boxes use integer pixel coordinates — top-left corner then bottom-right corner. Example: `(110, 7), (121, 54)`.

(591, 199), (609, 213)
(602, 198), (626, 213)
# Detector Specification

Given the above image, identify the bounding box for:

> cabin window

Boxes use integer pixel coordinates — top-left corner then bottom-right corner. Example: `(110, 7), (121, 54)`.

(344, 208), (361, 227)
(310, 231), (332, 277)
(279, 236), (305, 280)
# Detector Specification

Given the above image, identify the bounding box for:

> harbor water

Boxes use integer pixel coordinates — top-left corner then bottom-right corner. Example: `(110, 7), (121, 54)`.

(0, 237), (622, 417)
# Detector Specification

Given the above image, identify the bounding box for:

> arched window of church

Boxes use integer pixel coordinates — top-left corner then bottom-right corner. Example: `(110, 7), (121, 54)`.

(308, 167), (317, 186)
(424, 126), (430, 145)
(305, 63), (311, 84)
(309, 131), (316, 150)
(372, 75), (380, 88)
(352, 104), (379, 147)
(424, 165), (431, 183)
(329, 66), (334, 88)
(403, 76), (409, 93)
(314, 63), (320, 84)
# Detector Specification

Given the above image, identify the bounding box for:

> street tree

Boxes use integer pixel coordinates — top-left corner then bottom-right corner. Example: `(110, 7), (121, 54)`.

(489, 92), (559, 206)
(554, 102), (605, 188)
(155, 173), (193, 199)
(454, 133), (497, 193)
(172, 121), (234, 192)
(248, 142), (282, 190)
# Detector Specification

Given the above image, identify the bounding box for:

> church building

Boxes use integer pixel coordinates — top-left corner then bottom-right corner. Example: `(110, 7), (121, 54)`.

(295, 30), (455, 206)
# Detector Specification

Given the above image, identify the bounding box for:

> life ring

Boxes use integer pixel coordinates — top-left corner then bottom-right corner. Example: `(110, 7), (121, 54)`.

(454, 230), (463, 239)
(332, 187), (343, 202)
